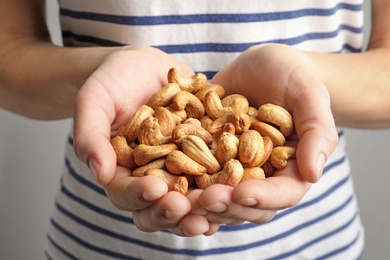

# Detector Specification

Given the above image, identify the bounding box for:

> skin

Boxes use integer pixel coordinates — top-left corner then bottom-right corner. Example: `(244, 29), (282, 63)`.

(1, 0), (390, 236)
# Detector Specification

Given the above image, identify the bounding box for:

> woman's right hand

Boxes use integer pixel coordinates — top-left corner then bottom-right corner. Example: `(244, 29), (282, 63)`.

(73, 45), (219, 236)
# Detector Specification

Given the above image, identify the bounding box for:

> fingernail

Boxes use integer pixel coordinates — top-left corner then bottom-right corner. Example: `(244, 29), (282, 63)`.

(238, 198), (258, 207)
(88, 157), (99, 180)
(207, 203), (227, 213)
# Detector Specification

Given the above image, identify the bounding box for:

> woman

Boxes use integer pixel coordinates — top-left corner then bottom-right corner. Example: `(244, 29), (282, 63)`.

(1, 0), (390, 259)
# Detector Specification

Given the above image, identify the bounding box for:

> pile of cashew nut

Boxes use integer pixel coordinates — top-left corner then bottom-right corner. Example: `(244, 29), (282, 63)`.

(111, 68), (296, 195)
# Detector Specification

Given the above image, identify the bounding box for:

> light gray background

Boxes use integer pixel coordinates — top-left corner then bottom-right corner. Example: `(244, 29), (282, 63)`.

(1, 1), (388, 259)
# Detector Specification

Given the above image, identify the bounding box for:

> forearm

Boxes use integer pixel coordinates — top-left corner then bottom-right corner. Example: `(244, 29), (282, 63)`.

(0, 0), (118, 120)
(0, 39), (115, 119)
(306, 48), (390, 128)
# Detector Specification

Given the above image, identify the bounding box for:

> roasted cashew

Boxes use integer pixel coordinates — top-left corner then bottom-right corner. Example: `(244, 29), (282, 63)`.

(214, 131), (239, 165)
(171, 123), (213, 145)
(240, 166), (266, 183)
(251, 121), (286, 147)
(145, 168), (188, 195)
(172, 91), (205, 119)
(166, 150), (207, 175)
(257, 136), (274, 167)
(133, 143), (178, 166)
(167, 68), (208, 93)
(270, 146), (296, 169)
(238, 130), (265, 167)
(137, 107), (176, 146)
(247, 106), (258, 117)
(257, 103), (294, 137)
(165, 105), (187, 125)
(199, 116), (214, 130)
(146, 82), (181, 109)
(182, 118), (202, 126)
(195, 83), (225, 102)
(226, 111), (251, 135)
(204, 91), (249, 120)
(111, 135), (137, 169)
(117, 105), (154, 142)
(206, 112), (250, 135)
(153, 107), (176, 136)
(261, 160), (276, 177)
(195, 159), (244, 189)
(181, 135), (221, 174)
(221, 94), (250, 114)
(132, 158), (166, 177)
(137, 116), (172, 146)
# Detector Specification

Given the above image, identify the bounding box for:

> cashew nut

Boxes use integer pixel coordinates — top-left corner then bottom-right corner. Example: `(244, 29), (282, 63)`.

(181, 135), (221, 174)
(195, 83), (225, 102)
(165, 150), (207, 175)
(226, 111), (251, 135)
(117, 105), (154, 143)
(195, 159), (244, 189)
(111, 135), (137, 169)
(137, 107), (175, 146)
(145, 168), (188, 195)
(251, 121), (286, 147)
(238, 130), (265, 167)
(165, 105), (187, 125)
(214, 131), (239, 165)
(133, 143), (178, 166)
(240, 167), (266, 183)
(137, 116), (172, 146)
(146, 83), (181, 109)
(270, 146), (296, 169)
(171, 123), (213, 145)
(221, 94), (250, 114)
(204, 91), (249, 120)
(172, 91), (205, 119)
(132, 158), (166, 177)
(167, 68), (208, 93)
(257, 103), (294, 137)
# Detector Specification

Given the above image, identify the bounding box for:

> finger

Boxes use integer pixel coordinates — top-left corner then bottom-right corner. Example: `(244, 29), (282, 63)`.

(198, 185), (276, 225)
(73, 77), (117, 185)
(171, 214), (213, 237)
(232, 161), (311, 210)
(106, 173), (168, 211)
(132, 191), (191, 233)
(187, 189), (208, 215)
(290, 78), (339, 182)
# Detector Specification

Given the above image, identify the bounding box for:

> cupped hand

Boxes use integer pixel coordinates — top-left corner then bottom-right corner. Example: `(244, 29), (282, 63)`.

(198, 43), (338, 224)
(73, 45), (217, 236)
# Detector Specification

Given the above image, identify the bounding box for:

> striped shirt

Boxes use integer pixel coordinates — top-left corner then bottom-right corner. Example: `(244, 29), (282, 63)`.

(46, 1), (365, 259)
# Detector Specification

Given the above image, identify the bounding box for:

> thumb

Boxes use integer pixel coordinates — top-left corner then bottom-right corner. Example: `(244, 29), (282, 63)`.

(73, 79), (117, 186)
(292, 85), (339, 183)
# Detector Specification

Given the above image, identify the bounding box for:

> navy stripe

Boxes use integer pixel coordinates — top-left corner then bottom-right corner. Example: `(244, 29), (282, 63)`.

(50, 218), (139, 259)
(61, 182), (134, 224)
(65, 157), (106, 196)
(53, 191), (355, 257)
(60, 3), (362, 26)
(46, 234), (78, 260)
(62, 152), (348, 232)
(157, 24), (363, 53)
(317, 230), (362, 260)
(61, 156), (348, 234)
(44, 251), (53, 260)
(267, 210), (359, 259)
(62, 23), (362, 51)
